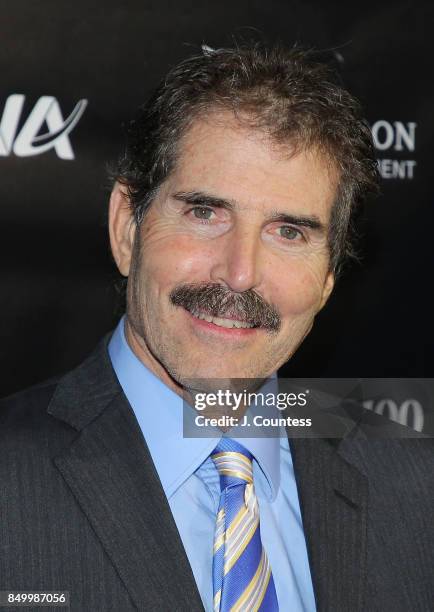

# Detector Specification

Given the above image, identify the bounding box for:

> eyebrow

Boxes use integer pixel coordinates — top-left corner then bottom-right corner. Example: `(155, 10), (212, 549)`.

(173, 190), (325, 232)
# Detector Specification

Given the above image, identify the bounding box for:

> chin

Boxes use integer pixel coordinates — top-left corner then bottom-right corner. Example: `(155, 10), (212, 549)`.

(180, 366), (234, 382)
(179, 362), (264, 388)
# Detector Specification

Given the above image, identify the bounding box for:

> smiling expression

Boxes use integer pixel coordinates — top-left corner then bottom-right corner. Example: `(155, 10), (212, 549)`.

(110, 111), (338, 394)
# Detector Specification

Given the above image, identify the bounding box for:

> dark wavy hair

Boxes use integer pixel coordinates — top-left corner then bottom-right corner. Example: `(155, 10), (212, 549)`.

(110, 42), (379, 286)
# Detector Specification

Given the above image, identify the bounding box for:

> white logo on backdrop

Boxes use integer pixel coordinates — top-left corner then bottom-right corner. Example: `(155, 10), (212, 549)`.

(363, 397), (424, 432)
(0, 94), (87, 160)
(0, 95), (418, 176)
(372, 120), (417, 180)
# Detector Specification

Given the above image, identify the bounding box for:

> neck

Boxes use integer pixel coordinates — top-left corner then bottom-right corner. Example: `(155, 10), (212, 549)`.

(124, 316), (192, 403)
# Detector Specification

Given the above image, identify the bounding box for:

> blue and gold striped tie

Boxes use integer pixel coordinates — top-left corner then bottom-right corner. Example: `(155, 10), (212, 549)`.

(211, 438), (279, 611)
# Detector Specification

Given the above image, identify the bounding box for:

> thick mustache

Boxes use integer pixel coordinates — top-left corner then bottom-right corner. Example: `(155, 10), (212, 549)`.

(169, 283), (281, 332)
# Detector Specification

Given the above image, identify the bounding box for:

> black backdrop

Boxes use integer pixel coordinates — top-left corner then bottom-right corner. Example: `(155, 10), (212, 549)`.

(1, 0), (433, 398)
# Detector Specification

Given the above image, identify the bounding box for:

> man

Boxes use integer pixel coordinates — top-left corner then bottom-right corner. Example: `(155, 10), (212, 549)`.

(1, 43), (433, 612)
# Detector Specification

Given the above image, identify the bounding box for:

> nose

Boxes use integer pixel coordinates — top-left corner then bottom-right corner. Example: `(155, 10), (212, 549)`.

(209, 224), (264, 292)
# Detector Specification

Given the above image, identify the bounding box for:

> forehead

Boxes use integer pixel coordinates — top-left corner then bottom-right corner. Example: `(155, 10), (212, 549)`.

(165, 111), (339, 223)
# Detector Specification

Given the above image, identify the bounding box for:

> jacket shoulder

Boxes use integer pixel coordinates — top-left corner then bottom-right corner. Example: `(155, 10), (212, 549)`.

(0, 377), (60, 429)
(0, 332), (116, 439)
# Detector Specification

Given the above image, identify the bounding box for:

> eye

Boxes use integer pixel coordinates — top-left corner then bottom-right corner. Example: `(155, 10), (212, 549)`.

(189, 206), (215, 222)
(278, 226), (303, 241)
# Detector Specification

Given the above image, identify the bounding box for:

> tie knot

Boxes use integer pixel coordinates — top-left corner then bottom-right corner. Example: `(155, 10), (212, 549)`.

(211, 439), (253, 488)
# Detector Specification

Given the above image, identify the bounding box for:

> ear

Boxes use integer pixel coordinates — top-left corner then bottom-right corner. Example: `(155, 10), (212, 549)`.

(318, 269), (335, 311)
(108, 182), (136, 277)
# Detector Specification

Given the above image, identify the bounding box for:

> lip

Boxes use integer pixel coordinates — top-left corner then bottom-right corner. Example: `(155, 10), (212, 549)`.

(183, 307), (259, 338)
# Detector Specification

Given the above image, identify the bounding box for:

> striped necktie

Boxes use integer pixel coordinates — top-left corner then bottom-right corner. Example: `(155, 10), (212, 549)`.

(211, 438), (279, 611)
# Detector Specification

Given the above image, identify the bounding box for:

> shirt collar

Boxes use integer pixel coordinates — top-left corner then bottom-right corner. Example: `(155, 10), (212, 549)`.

(108, 315), (281, 501)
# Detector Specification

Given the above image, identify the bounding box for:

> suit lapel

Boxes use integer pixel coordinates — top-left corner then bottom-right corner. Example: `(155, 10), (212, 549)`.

(48, 336), (203, 611)
(289, 436), (368, 612)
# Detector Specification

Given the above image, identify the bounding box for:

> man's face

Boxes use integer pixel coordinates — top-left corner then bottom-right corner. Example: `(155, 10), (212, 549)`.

(111, 111), (337, 390)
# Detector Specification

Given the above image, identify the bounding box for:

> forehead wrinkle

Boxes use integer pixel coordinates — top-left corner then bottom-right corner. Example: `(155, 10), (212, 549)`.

(168, 115), (338, 229)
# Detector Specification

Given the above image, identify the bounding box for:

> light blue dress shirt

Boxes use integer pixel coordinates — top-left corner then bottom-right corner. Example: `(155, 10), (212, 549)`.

(108, 316), (316, 612)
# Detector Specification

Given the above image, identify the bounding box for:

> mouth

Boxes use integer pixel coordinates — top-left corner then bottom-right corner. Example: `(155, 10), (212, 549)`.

(183, 307), (259, 336)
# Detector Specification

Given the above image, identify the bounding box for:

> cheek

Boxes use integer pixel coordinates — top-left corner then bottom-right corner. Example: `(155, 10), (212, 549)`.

(140, 235), (214, 290)
(272, 260), (328, 317)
